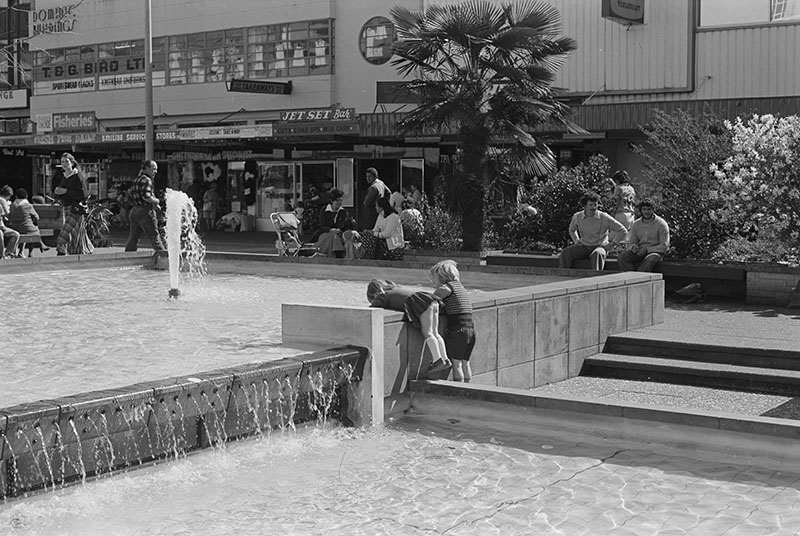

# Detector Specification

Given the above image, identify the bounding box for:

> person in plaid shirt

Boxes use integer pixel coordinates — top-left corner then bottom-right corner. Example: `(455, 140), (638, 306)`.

(125, 160), (165, 252)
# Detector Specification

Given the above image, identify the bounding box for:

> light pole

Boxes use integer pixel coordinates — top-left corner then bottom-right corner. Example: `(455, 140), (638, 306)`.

(144, 0), (154, 160)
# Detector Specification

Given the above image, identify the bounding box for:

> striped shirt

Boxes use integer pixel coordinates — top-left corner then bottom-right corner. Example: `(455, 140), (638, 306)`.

(436, 280), (474, 330)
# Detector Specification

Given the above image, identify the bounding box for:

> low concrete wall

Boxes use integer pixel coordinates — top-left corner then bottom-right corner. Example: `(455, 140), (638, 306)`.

(746, 264), (800, 306)
(283, 271), (664, 418)
(0, 348), (369, 499)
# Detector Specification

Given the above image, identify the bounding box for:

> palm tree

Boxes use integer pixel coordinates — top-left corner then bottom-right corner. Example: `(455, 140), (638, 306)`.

(390, 0), (582, 250)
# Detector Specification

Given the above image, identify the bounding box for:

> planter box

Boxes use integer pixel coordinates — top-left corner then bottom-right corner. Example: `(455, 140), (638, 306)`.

(745, 263), (800, 306)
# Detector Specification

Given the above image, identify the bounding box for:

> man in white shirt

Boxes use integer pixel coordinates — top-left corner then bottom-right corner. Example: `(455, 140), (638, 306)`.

(558, 191), (628, 271)
(618, 198), (670, 272)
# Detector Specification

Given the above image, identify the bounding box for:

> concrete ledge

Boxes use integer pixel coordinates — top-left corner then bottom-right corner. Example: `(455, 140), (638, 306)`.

(0, 347), (370, 500)
(0, 250), (155, 274)
(410, 380), (800, 467)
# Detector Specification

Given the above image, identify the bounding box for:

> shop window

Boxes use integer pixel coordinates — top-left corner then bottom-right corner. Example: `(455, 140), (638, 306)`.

(31, 19), (334, 93)
(700, 0), (800, 26)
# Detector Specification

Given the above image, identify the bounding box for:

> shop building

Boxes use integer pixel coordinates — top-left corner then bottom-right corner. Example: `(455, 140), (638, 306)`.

(0, 0), (797, 226)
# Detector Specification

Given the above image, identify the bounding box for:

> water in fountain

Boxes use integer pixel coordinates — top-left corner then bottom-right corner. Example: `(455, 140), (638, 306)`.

(163, 188), (206, 298)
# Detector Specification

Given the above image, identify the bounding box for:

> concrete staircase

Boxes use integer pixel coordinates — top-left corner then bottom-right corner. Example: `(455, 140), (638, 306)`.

(582, 335), (800, 396)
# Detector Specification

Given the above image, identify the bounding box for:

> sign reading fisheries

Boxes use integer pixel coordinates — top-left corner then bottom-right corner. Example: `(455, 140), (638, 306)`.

(227, 79), (292, 95)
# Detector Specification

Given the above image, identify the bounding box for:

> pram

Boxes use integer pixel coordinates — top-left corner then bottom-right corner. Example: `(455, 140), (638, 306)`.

(270, 212), (318, 256)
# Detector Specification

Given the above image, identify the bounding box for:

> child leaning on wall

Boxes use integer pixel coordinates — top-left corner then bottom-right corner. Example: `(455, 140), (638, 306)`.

(366, 279), (452, 375)
(430, 260), (476, 382)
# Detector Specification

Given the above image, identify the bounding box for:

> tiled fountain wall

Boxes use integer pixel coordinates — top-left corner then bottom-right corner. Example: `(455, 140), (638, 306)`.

(0, 348), (369, 499)
(283, 272), (664, 419)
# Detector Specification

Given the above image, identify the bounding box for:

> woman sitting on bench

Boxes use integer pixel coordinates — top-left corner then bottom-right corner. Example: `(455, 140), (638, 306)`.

(8, 188), (49, 256)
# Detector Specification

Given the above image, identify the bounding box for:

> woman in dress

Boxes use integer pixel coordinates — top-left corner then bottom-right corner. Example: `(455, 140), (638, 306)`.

(356, 196), (405, 260)
(54, 152), (93, 256)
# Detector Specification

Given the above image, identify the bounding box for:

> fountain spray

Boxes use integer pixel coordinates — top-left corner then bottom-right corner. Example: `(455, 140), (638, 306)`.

(164, 188), (206, 298)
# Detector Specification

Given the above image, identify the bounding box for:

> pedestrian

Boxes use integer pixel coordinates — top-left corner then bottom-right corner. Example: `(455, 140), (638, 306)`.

(361, 167), (390, 230)
(618, 198), (670, 272)
(558, 191), (627, 271)
(430, 260), (476, 382)
(125, 160), (165, 252)
(202, 182), (220, 232)
(54, 152), (93, 256)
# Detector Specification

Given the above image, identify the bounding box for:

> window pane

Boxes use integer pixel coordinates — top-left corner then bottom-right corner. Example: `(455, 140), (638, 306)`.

(188, 33), (205, 49)
(114, 41), (132, 57)
(169, 35), (186, 51)
(98, 43), (114, 59)
(65, 47), (80, 61)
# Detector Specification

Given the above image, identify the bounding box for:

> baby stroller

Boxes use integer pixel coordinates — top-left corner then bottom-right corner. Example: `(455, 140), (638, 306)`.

(270, 212), (318, 257)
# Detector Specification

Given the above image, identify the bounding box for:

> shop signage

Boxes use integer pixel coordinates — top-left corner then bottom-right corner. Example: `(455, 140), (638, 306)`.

(38, 57), (146, 80)
(273, 121), (358, 137)
(27, 124), (275, 146)
(30, 4), (78, 36)
(0, 89), (28, 109)
(52, 111), (96, 133)
(279, 108), (355, 122)
(35, 114), (52, 133)
(601, 0), (645, 25)
(227, 78), (293, 95)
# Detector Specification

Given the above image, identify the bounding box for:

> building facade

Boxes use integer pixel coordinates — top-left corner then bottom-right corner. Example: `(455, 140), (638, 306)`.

(0, 0), (797, 228)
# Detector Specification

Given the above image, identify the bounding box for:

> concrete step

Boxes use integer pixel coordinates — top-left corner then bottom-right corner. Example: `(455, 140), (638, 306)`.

(604, 334), (800, 371)
(581, 352), (800, 395)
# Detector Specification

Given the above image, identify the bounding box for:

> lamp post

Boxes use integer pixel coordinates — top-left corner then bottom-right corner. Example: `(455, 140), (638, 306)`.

(144, 0), (154, 160)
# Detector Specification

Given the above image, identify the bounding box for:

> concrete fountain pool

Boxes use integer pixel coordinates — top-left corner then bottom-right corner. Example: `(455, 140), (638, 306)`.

(9, 204), (788, 535)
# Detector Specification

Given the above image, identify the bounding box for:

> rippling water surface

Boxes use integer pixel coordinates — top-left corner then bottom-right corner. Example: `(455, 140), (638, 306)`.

(0, 268), (367, 407)
(2, 414), (800, 536)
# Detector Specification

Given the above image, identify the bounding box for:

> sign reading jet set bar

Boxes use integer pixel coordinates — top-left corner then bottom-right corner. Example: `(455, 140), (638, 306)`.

(227, 78), (292, 95)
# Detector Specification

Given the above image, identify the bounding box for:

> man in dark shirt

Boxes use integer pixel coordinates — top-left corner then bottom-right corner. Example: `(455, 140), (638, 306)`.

(361, 167), (390, 230)
(125, 160), (165, 251)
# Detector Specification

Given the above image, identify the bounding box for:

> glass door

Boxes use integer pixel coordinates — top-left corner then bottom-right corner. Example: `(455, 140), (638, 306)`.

(255, 162), (299, 231)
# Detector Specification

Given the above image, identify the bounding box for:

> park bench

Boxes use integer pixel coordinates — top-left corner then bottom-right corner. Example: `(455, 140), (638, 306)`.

(15, 204), (64, 255)
(484, 252), (747, 300)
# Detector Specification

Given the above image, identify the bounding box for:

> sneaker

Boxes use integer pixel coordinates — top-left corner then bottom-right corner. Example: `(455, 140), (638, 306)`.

(427, 359), (452, 374)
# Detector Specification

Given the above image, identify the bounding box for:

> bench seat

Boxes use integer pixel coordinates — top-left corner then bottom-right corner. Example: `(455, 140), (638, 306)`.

(485, 252), (747, 299)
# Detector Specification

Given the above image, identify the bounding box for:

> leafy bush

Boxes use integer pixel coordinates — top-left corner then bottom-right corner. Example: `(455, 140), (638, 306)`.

(711, 237), (799, 264)
(86, 202), (113, 247)
(408, 194), (463, 252)
(494, 154), (611, 250)
(637, 108), (738, 259)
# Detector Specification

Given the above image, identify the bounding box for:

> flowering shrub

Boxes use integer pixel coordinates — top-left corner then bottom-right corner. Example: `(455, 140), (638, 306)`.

(636, 109), (736, 259)
(711, 114), (800, 242)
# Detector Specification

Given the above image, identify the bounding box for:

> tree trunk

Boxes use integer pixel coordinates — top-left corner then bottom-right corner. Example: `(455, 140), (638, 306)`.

(460, 178), (485, 251)
(458, 126), (490, 251)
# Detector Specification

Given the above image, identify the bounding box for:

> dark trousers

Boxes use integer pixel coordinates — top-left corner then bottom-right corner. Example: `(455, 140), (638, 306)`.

(126, 205), (164, 251)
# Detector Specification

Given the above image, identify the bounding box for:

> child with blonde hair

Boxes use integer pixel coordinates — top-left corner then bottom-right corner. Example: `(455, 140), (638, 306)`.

(366, 279), (451, 374)
(430, 260), (475, 382)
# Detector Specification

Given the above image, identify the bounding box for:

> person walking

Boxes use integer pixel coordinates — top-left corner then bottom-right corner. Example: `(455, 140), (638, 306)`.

(125, 160), (165, 252)
(54, 152), (93, 256)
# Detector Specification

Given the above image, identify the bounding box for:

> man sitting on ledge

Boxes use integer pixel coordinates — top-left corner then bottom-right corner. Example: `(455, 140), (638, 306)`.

(558, 191), (628, 271)
(618, 198), (670, 273)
